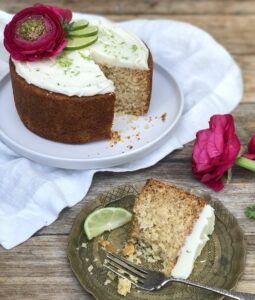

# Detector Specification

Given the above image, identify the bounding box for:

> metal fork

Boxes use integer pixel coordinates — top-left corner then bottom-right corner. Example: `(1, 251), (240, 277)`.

(104, 252), (255, 300)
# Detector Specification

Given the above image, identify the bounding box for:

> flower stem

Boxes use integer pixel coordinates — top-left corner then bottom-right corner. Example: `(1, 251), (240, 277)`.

(235, 157), (255, 172)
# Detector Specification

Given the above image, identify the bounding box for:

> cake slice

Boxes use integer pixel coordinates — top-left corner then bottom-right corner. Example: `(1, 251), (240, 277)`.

(130, 179), (215, 279)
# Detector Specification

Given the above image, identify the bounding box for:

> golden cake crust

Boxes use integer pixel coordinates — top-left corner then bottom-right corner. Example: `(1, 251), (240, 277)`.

(10, 59), (115, 144)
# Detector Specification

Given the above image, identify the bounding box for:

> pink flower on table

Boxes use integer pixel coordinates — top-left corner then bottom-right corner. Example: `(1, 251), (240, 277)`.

(192, 114), (241, 192)
(243, 134), (255, 160)
(4, 4), (72, 62)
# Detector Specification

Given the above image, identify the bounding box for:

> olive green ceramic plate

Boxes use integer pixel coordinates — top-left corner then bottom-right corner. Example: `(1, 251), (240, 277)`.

(67, 182), (246, 300)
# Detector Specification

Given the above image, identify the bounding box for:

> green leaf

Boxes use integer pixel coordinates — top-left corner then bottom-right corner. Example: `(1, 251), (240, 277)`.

(62, 21), (75, 33)
(245, 206), (255, 219)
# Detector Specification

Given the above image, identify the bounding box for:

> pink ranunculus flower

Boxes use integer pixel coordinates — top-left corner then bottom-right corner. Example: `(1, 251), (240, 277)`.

(4, 4), (72, 61)
(192, 114), (241, 192)
(243, 134), (255, 160)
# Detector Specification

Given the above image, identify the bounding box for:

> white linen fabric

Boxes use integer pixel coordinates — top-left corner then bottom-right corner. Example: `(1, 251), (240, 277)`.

(0, 12), (243, 249)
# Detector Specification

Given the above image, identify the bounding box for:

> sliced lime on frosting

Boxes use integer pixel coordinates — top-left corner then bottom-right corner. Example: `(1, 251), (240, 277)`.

(65, 20), (98, 50)
(84, 207), (132, 240)
(71, 20), (89, 31)
(65, 35), (98, 50)
(69, 26), (98, 37)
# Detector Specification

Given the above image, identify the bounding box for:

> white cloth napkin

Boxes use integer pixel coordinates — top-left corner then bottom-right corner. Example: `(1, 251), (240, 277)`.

(0, 12), (243, 249)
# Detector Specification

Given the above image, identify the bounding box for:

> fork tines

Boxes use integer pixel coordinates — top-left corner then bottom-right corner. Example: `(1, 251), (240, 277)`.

(103, 252), (147, 286)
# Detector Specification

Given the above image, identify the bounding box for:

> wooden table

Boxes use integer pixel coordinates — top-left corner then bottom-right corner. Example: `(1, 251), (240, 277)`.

(0, 1), (255, 299)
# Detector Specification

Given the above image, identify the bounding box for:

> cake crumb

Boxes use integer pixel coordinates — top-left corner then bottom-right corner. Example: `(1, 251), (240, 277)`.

(118, 278), (132, 296)
(98, 238), (115, 252)
(161, 113), (167, 122)
(81, 242), (87, 248)
(122, 243), (135, 257)
(88, 265), (93, 273)
(104, 279), (112, 286)
(107, 271), (116, 281)
(110, 131), (121, 145)
(127, 145), (133, 150)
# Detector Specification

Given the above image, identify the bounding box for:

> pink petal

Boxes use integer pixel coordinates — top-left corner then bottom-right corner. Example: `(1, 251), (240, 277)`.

(248, 134), (255, 155)
(243, 153), (255, 160)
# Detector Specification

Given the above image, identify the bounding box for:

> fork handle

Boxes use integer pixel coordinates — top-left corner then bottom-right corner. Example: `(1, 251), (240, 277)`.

(168, 278), (255, 300)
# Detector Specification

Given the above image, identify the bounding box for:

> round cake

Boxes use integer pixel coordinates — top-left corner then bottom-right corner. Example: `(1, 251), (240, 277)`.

(5, 5), (153, 144)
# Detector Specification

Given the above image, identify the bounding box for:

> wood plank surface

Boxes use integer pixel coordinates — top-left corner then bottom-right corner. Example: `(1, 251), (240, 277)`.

(1, 0), (255, 15)
(0, 0), (255, 299)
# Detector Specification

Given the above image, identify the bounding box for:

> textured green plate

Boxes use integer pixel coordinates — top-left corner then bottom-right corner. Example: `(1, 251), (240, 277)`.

(67, 181), (246, 300)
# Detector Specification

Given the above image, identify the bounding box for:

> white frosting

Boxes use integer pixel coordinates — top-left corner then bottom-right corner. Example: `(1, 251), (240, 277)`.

(91, 23), (149, 70)
(12, 22), (149, 97)
(171, 205), (215, 279)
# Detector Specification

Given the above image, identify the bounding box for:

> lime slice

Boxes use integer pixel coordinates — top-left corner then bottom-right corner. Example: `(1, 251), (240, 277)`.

(65, 35), (98, 50)
(84, 207), (132, 240)
(71, 20), (89, 31)
(69, 26), (98, 37)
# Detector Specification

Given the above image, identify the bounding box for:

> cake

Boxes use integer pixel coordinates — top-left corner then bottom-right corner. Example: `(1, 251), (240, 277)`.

(129, 179), (215, 279)
(6, 5), (153, 144)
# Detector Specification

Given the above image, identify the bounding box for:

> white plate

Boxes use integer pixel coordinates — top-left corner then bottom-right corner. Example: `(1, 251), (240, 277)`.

(0, 63), (184, 169)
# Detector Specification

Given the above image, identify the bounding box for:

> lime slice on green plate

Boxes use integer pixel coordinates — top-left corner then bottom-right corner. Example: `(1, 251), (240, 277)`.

(65, 35), (98, 50)
(84, 207), (132, 240)
(71, 20), (89, 31)
(69, 26), (98, 37)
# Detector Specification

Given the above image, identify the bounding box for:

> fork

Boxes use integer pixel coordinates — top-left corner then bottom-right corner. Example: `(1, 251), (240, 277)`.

(104, 252), (255, 300)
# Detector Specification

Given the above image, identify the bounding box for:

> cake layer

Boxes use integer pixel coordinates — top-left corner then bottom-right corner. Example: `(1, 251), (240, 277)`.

(99, 50), (153, 115)
(130, 179), (215, 277)
(10, 60), (115, 144)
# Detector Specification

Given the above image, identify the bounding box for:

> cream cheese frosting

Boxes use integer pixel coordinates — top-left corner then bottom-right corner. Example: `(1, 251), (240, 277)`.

(171, 205), (215, 279)
(12, 22), (149, 97)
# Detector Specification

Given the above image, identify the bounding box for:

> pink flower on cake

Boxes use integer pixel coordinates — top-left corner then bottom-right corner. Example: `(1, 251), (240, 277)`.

(4, 4), (72, 61)
(192, 114), (241, 192)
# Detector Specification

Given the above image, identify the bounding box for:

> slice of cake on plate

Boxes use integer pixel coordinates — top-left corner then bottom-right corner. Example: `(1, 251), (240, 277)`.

(129, 179), (215, 279)
(4, 4), (153, 144)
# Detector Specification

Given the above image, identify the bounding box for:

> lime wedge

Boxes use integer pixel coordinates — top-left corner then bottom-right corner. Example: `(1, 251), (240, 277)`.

(69, 26), (98, 37)
(71, 20), (89, 31)
(65, 35), (98, 50)
(84, 207), (132, 240)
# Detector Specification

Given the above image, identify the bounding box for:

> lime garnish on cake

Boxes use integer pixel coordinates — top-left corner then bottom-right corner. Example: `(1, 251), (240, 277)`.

(84, 207), (132, 240)
(65, 20), (98, 50)
(65, 35), (98, 50)
(71, 20), (89, 31)
(69, 26), (98, 37)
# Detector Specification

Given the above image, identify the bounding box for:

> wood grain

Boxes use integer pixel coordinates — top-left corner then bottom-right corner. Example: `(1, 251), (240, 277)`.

(0, 0), (255, 299)
(1, 0), (255, 15)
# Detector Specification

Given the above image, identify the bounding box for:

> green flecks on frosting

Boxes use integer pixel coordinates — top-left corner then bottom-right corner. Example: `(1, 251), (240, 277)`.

(56, 53), (73, 74)
(71, 70), (81, 76)
(131, 44), (138, 52)
(79, 52), (93, 61)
